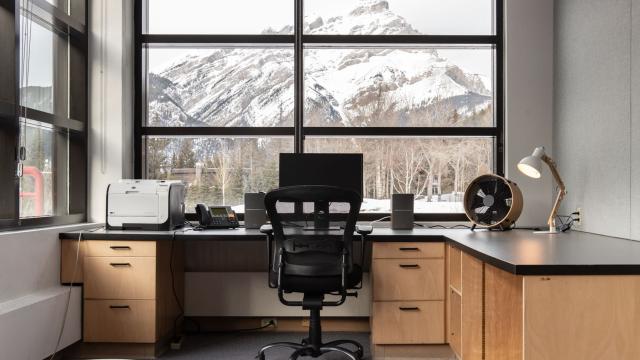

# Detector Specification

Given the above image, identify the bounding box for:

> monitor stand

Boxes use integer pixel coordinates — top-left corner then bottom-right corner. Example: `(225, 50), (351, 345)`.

(303, 201), (340, 231)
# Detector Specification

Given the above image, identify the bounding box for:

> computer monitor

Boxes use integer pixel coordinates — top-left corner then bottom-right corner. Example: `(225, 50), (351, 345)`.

(279, 153), (364, 229)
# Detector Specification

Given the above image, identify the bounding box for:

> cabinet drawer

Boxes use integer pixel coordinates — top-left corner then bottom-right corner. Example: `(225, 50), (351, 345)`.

(373, 259), (445, 301)
(372, 301), (444, 344)
(84, 241), (156, 257)
(373, 242), (444, 259)
(448, 245), (462, 292)
(84, 299), (156, 343)
(84, 256), (156, 299)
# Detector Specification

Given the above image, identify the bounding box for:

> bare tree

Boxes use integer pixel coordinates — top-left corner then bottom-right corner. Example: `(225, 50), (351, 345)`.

(210, 149), (233, 205)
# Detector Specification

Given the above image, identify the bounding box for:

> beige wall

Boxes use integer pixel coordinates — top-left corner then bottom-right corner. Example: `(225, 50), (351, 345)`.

(88, 0), (134, 222)
(0, 224), (94, 360)
(504, 0), (555, 227)
(554, 0), (639, 239)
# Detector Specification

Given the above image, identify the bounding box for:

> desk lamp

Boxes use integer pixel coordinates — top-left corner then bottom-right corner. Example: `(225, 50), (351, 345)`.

(517, 147), (567, 234)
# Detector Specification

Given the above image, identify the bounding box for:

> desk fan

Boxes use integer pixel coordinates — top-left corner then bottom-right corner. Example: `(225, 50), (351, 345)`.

(463, 174), (523, 231)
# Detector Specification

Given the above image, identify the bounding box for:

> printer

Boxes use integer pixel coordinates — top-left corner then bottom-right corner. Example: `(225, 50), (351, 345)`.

(106, 179), (186, 230)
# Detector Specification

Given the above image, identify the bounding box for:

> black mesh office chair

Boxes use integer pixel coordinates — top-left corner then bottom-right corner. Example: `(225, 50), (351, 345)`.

(258, 185), (372, 360)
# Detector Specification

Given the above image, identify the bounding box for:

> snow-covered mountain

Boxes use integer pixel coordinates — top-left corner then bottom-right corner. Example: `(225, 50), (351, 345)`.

(148, 0), (492, 129)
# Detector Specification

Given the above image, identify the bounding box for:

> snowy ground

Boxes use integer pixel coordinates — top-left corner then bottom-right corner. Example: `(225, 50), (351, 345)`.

(231, 197), (464, 214)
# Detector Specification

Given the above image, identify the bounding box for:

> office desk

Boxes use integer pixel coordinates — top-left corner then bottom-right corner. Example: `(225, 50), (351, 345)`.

(60, 228), (640, 360)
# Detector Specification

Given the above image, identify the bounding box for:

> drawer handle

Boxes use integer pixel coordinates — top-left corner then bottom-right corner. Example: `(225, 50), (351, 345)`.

(399, 264), (420, 269)
(109, 262), (132, 267)
(110, 246), (131, 250)
(399, 247), (420, 251)
(109, 305), (130, 309)
(399, 307), (420, 311)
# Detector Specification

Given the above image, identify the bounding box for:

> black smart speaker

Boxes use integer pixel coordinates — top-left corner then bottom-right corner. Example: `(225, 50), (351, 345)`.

(391, 194), (414, 230)
(244, 192), (267, 229)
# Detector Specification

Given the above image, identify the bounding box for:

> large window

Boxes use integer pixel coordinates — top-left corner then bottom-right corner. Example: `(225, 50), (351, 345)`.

(136, 0), (503, 219)
(0, 0), (87, 229)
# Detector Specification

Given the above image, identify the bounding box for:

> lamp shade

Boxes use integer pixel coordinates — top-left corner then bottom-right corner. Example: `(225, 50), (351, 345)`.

(517, 147), (545, 179)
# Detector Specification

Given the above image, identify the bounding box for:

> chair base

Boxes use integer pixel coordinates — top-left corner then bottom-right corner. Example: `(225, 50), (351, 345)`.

(257, 304), (363, 360)
(257, 338), (363, 360)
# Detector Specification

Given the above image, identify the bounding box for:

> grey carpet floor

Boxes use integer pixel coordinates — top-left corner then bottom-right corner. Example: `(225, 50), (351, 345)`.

(160, 332), (371, 360)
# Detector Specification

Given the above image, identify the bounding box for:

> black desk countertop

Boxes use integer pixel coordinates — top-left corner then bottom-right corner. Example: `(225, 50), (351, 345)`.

(60, 227), (640, 276)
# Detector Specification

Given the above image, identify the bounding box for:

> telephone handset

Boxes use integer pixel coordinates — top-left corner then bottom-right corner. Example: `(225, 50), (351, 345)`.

(195, 204), (240, 229)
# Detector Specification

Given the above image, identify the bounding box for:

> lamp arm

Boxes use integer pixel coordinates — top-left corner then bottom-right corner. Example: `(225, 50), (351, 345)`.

(542, 155), (567, 230)
(542, 155), (566, 192)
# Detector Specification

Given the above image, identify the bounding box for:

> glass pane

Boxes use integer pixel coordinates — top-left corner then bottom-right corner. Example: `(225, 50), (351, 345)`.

(304, 0), (494, 35)
(147, 0), (293, 34)
(147, 47), (294, 127)
(144, 137), (294, 211)
(304, 47), (493, 127)
(20, 16), (60, 114)
(19, 120), (55, 218)
(305, 137), (494, 213)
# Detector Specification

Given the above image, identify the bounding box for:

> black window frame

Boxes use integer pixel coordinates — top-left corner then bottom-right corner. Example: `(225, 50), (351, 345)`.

(134, 0), (504, 222)
(0, 0), (88, 230)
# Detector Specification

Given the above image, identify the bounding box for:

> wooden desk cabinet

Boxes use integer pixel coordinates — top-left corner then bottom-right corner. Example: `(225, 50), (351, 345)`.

(61, 239), (183, 356)
(447, 243), (640, 360)
(371, 242), (446, 356)
(446, 245), (483, 360)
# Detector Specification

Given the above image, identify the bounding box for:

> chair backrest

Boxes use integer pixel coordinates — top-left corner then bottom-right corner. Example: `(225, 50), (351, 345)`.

(264, 185), (362, 270)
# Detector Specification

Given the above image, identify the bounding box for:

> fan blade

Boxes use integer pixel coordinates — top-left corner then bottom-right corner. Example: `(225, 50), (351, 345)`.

(492, 200), (510, 218)
(474, 206), (488, 214)
(470, 194), (485, 208)
(478, 181), (494, 196)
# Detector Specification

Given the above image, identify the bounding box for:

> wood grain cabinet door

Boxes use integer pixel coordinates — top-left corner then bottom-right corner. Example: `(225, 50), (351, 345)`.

(84, 240), (156, 257)
(372, 301), (445, 344)
(524, 276), (640, 360)
(448, 289), (462, 357)
(84, 256), (156, 299)
(448, 244), (462, 292)
(84, 299), (156, 343)
(373, 242), (444, 259)
(461, 252), (483, 360)
(372, 259), (445, 301)
(485, 264), (523, 360)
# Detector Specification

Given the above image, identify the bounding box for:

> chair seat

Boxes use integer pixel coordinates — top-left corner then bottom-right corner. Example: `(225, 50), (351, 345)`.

(279, 264), (362, 293)
(284, 250), (344, 276)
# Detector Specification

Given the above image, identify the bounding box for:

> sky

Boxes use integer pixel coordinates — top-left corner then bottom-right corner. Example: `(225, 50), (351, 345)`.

(22, 16), (54, 87)
(148, 0), (493, 35)
(147, 0), (494, 80)
(22, 0), (494, 88)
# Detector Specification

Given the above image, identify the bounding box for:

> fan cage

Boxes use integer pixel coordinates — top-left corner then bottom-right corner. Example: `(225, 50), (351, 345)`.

(463, 174), (523, 230)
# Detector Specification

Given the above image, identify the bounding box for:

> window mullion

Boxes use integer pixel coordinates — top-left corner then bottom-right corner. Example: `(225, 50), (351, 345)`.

(0, 0), (19, 225)
(294, 0), (304, 153)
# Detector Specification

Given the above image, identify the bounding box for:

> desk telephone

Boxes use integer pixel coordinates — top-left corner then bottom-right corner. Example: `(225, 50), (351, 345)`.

(195, 204), (240, 229)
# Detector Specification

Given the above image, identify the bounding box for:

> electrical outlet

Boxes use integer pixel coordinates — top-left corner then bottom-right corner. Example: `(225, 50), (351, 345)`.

(574, 207), (582, 226)
(261, 318), (277, 328)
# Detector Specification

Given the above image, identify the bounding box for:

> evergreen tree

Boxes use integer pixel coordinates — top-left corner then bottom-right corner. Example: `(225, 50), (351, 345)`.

(146, 138), (170, 179)
(176, 139), (196, 168)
